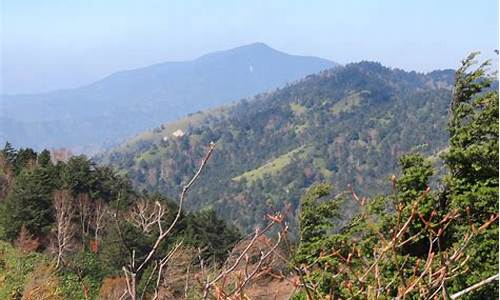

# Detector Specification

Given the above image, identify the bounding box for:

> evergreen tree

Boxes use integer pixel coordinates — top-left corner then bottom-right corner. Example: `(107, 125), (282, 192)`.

(184, 208), (241, 263)
(393, 153), (437, 256)
(13, 148), (38, 174)
(295, 183), (343, 295)
(38, 149), (52, 167)
(1, 142), (17, 164)
(443, 52), (499, 298)
(0, 167), (55, 240)
(62, 155), (95, 196)
(296, 183), (338, 260)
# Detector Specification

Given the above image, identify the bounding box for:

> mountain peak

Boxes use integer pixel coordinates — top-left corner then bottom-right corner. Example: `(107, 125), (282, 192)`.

(238, 42), (273, 50)
(196, 42), (282, 61)
(2, 43), (335, 151)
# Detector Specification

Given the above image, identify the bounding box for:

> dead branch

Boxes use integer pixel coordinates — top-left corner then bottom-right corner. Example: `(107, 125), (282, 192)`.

(201, 213), (287, 299)
(120, 143), (215, 300)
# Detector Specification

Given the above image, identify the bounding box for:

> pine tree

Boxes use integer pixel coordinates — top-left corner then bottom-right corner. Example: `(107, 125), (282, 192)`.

(38, 150), (52, 167)
(391, 153), (436, 257)
(13, 148), (38, 174)
(296, 183), (338, 259)
(295, 183), (342, 295)
(444, 52), (499, 298)
(1, 142), (17, 164)
(0, 166), (55, 240)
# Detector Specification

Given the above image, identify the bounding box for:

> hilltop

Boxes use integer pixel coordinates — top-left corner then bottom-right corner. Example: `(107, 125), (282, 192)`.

(100, 62), (455, 230)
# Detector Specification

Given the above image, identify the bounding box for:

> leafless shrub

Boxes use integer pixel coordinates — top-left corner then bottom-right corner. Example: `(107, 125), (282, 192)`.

(155, 246), (198, 299)
(198, 213), (289, 300)
(14, 225), (40, 253)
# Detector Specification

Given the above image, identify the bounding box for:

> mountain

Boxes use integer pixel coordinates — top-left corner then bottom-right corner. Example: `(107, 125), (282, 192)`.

(0, 43), (336, 152)
(99, 62), (455, 231)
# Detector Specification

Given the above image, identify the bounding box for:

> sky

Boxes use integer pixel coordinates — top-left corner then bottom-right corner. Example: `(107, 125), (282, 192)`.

(1, 0), (498, 94)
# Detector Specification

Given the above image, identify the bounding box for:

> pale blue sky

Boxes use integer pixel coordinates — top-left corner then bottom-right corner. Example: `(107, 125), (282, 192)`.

(1, 0), (498, 94)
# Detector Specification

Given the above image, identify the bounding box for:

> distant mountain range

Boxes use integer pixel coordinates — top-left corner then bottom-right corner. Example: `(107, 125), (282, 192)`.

(0, 43), (336, 153)
(99, 62), (456, 231)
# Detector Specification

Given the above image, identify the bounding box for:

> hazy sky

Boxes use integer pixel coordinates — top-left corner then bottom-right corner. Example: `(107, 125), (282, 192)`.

(1, 0), (498, 94)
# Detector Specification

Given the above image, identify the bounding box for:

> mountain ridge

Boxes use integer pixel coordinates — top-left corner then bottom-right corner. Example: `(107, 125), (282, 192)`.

(100, 61), (456, 231)
(1, 43), (336, 152)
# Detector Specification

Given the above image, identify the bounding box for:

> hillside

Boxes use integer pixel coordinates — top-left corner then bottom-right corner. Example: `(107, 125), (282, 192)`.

(100, 62), (455, 230)
(0, 43), (335, 152)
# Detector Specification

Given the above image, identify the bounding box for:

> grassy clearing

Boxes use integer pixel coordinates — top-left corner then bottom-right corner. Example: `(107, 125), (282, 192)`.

(290, 103), (307, 115)
(233, 146), (310, 182)
(330, 90), (369, 115)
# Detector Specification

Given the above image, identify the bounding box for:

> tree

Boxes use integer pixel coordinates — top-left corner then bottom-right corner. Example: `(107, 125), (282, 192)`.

(1, 141), (17, 164)
(183, 208), (241, 263)
(443, 52), (499, 298)
(21, 263), (64, 300)
(38, 150), (52, 167)
(14, 148), (38, 174)
(297, 184), (338, 249)
(290, 183), (498, 299)
(62, 155), (95, 196)
(0, 167), (55, 240)
(52, 190), (76, 268)
(295, 183), (342, 296)
(392, 153), (437, 256)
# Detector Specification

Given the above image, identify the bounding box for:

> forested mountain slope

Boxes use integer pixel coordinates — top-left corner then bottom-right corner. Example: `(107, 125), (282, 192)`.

(1, 43), (335, 152)
(100, 62), (455, 230)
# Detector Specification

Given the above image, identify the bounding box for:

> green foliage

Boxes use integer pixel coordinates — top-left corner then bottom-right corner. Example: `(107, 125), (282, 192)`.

(0, 166), (55, 240)
(394, 153), (438, 255)
(59, 251), (105, 300)
(297, 183), (338, 252)
(443, 52), (499, 298)
(0, 241), (47, 299)
(295, 183), (345, 295)
(397, 153), (434, 205)
(101, 62), (455, 231)
(38, 150), (52, 167)
(183, 208), (241, 263)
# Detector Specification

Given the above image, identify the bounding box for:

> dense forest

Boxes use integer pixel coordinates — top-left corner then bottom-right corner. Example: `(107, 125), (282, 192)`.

(0, 54), (497, 299)
(0, 144), (240, 299)
(100, 61), (456, 230)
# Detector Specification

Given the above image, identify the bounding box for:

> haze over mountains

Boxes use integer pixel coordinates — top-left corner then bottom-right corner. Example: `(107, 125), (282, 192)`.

(0, 43), (336, 153)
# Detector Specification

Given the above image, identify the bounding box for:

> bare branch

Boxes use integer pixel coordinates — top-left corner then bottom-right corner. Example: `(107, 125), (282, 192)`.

(120, 143), (215, 299)
(53, 190), (76, 268)
(450, 274), (499, 299)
